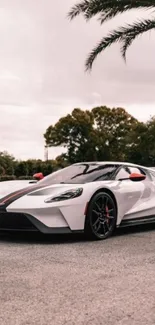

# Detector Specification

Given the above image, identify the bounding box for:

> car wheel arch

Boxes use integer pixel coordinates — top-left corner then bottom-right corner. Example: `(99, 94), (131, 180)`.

(84, 188), (118, 240)
(86, 188), (118, 217)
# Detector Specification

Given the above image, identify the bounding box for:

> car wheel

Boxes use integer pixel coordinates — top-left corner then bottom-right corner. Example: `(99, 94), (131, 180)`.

(85, 191), (117, 240)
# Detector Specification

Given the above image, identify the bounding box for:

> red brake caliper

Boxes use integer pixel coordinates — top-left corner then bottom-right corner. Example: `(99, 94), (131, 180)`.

(105, 206), (110, 223)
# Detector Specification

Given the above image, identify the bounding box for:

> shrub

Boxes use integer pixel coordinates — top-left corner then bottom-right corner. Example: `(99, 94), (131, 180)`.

(0, 175), (16, 181)
(18, 176), (33, 180)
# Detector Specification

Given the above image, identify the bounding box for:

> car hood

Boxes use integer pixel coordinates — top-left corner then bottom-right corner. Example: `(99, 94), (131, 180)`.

(0, 180), (116, 209)
(0, 180), (33, 199)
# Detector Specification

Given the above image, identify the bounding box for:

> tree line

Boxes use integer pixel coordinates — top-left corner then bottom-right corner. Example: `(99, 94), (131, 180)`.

(0, 152), (68, 181)
(1, 106), (155, 181)
(44, 106), (155, 167)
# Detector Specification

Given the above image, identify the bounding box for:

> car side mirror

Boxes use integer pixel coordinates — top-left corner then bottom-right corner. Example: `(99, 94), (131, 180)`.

(33, 172), (44, 181)
(129, 173), (146, 182)
(119, 173), (146, 182)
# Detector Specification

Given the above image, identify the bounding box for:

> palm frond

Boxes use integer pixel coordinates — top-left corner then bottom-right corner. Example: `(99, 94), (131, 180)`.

(121, 18), (155, 59)
(85, 18), (155, 70)
(68, 0), (155, 22)
(98, 1), (155, 24)
(68, 0), (89, 20)
(85, 27), (127, 71)
(120, 38), (133, 61)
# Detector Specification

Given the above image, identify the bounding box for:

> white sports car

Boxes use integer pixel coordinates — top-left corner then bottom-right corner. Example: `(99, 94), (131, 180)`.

(0, 161), (155, 240)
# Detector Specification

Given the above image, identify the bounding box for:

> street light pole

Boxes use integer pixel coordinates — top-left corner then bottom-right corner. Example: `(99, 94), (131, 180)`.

(44, 145), (48, 161)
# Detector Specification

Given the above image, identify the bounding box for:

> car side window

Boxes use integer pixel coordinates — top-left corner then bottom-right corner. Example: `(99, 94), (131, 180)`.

(129, 167), (145, 174)
(150, 171), (155, 177)
(150, 171), (155, 180)
(115, 167), (131, 180)
(145, 170), (155, 180)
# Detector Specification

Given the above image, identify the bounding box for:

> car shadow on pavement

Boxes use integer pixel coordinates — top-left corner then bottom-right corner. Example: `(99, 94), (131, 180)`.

(0, 223), (155, 245)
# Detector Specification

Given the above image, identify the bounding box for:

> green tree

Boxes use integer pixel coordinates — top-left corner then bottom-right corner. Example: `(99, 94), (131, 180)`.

(44, 108), (98, 163)
(44, 106), (139, 163)
(92, 106), (139, 161)
(24, 159), (58, 177)
(26, 160), (36, 176)
(0, 151), (15, 175)
(68, 0), (155, 70)
(0, 165), (5, 175)
(125, 121), (148, 165)
(55, 154), (69, 169)
(25, 159), (44, 176)
(146, 117), (155, 166)
(128, 116), (155, 167)
(14, 161), (29, 177)
(41, 161), (54, 176)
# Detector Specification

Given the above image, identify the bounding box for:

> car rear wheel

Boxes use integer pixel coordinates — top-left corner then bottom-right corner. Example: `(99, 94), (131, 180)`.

(85, 191), (117, 240)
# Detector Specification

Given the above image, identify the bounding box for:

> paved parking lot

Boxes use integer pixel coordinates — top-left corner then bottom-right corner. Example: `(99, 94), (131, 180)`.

(0, 225), (155, 325)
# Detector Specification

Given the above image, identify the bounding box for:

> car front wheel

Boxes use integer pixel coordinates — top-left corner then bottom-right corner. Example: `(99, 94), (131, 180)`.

(85, 191), (117, 240)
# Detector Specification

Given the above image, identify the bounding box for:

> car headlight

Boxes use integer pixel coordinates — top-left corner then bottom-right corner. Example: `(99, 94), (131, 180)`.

(44, 188), (83, 203)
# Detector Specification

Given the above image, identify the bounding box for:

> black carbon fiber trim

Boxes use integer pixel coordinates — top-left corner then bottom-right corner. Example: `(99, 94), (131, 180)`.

(120, 215), (155, 227)
(0, 212), (73, 234)
(0, 212), (37, 230)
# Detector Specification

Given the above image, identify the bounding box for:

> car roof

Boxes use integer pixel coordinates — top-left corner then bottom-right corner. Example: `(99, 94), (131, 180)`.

(74, 161), (154, 171)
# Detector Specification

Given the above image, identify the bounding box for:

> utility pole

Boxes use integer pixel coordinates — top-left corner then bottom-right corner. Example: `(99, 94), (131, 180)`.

(44, 145), (48, 161)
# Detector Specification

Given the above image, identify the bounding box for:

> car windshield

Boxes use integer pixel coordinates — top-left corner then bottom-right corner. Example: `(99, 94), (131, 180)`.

(38, 163), (119, 185)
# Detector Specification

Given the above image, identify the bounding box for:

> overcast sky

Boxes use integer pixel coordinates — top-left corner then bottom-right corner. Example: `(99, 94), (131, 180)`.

(0, 0), (155, 160)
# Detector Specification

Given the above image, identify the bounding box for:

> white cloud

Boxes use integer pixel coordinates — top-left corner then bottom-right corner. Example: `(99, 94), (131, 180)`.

(0, 1), (155, 160)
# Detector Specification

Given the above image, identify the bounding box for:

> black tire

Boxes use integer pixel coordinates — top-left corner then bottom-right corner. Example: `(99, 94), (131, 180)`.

(84, 191), (117, 240)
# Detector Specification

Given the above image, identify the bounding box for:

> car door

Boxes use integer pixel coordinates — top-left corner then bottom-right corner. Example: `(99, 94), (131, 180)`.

(126, 166), (155, 219)
(115, 166), (145, 217)
(116, 165), (154, 221)
(115, 165), (152, 219)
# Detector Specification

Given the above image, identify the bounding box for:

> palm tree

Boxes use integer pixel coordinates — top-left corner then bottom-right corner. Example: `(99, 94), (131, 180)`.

(68, 0), (155, 70)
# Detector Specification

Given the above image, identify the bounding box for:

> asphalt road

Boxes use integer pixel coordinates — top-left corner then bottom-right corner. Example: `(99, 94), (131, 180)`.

(0, 225), (155, 325)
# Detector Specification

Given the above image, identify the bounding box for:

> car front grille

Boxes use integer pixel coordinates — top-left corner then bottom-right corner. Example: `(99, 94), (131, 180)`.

(0, 212), (37, 231)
